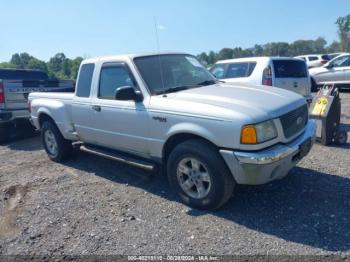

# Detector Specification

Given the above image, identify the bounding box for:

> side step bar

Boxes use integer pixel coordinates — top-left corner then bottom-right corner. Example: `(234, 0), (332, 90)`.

(80, 145), (155, 171)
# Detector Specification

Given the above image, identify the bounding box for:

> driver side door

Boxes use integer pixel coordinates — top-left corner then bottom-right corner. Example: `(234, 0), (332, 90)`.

(89, 62), (150, 158)
(320, 55), (350, 82)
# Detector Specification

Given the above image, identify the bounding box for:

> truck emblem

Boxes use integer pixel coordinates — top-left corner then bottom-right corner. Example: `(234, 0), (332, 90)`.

(296, 116), (303, 125)
(152, 116), (167, 123)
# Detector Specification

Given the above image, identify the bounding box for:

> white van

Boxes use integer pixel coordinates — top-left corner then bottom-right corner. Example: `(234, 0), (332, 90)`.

(210, 57), (312, 102)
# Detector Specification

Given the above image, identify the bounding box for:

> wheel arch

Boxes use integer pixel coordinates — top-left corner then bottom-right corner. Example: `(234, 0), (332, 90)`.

(162, 132), (218, 162)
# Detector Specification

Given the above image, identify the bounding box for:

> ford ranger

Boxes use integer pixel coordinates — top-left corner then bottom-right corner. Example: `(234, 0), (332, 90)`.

(0, 68), (75, 142)
(29, 53), (316, 210)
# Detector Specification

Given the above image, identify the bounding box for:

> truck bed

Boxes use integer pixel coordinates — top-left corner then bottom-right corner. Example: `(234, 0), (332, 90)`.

(2, 79), (74, 110)
(29, 91), (74, 101)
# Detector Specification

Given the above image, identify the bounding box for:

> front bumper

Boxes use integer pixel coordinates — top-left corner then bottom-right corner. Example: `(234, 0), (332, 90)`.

(220, 120), (316, 185)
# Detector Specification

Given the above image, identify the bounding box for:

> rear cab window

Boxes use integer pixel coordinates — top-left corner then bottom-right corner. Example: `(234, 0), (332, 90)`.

(272, 60), (308, 78)
(76, 63), (95, 98)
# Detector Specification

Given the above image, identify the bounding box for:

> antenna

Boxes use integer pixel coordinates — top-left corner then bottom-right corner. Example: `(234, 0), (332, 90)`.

(153, 16), (165, 93)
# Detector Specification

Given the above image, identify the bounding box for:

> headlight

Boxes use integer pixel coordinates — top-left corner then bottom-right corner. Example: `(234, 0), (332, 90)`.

(241, 120), (277, 144)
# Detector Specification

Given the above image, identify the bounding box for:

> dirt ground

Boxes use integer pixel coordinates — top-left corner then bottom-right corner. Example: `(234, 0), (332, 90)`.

(0, 92), (349, 257)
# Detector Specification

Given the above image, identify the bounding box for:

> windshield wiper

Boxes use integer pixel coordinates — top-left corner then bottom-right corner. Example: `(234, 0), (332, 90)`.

(196, 79), (218, 86)
(157, 85), (200, 95)
(157, 79), (217, 95)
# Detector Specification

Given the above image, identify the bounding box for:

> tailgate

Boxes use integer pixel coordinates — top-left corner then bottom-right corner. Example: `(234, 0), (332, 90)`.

(273, 77), (310, 97)
(3, 80), (74, 109)
(272, 59), (310, 97)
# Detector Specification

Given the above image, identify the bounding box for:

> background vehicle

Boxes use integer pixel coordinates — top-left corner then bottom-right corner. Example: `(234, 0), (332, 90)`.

(309, 53), (350, 91)
(210, 57), (312, 102)
(295, 54), (330, 68)
(29, 53), (316, 210)
(0, 68), (75, 142)
(327, 52), (349, 60)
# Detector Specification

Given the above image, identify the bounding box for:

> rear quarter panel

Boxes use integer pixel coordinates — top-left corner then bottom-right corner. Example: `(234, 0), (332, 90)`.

(30, 95), (75, 140)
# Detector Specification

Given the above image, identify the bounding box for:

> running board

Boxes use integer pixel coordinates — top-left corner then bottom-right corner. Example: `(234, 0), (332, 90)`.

(79, 145), (155, 171)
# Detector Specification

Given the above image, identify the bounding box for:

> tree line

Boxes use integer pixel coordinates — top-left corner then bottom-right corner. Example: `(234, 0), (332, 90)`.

(1, 14), (349, 78)
(197, 14), (350, 65)
(0, 53), (83, 80)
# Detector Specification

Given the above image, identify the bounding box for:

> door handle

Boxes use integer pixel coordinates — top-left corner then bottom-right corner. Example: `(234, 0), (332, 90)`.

(92, 105), (101, 112)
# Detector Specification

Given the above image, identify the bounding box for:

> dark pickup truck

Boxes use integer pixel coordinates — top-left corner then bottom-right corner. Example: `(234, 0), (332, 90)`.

(0, 68), (75, 142)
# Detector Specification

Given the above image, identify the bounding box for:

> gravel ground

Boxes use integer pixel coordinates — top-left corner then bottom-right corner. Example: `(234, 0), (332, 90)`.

(0, 92), (349, 257)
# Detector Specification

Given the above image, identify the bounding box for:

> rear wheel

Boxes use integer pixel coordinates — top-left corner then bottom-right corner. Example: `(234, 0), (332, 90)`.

(167, 139), (235, 210)
(41, 121), (72, 162)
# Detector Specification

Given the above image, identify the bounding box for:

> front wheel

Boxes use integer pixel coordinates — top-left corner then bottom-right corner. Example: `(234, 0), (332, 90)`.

(41, 121), (72, 162)
(167, 139), (235, 210)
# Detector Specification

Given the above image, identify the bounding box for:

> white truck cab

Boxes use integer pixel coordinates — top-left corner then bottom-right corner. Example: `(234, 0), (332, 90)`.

(29, 53), (316, 210)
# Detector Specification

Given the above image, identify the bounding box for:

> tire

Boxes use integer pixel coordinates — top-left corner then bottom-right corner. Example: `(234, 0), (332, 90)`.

(167, 139), (235, 210)
(335, 130), (348, 145)
(41, 121), (72, 162)
(311, 77), (318, 92)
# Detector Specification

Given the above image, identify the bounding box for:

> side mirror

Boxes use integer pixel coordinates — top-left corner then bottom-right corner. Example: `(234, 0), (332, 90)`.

(115, 86), (143, 102)
(325, 63), (334, 69)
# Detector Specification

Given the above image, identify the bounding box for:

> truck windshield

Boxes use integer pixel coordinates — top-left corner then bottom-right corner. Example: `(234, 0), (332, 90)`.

(134, 54), (217, 95)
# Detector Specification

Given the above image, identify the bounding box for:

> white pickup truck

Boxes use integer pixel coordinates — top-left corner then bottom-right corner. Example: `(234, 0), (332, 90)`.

(29, 53), (316, 210)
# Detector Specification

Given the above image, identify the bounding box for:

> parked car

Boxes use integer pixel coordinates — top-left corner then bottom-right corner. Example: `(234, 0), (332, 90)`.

(0, 68), (75, 142)
(295, 54), (330, 68)
(309, 53), (350, 91)
(327, 52), (349, 61)
(29, 53), (316, 210)
(210, 57), (312, 102)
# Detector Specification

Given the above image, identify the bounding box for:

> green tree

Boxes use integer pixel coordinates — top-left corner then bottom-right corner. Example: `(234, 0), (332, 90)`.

(207, 51), (218, 65)
(218, 48), (234, 60)
(197, 52), (209, 65)
(336, 14), (350, 52)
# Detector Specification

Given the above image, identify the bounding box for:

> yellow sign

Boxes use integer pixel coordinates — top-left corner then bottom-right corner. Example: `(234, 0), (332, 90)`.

(311, 97), (328, 116)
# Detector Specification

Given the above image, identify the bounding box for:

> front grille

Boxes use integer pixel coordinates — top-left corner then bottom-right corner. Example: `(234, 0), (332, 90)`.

(280, 104), (308, 138)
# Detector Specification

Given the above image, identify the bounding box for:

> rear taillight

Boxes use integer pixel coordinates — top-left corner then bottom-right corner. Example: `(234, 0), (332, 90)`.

(262, 66), (273, 86)
(0, 81), (4, 103)
(320, 60), (328, 64)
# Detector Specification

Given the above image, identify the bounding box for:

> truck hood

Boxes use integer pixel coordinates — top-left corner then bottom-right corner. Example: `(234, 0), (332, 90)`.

(149, 83), (306, 123)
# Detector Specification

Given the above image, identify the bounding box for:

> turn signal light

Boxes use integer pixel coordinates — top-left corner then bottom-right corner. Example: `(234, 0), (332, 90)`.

(241, 125), (257, 144)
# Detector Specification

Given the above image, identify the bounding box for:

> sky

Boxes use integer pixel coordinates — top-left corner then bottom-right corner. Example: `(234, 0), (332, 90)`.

(0, 0), (349, 61)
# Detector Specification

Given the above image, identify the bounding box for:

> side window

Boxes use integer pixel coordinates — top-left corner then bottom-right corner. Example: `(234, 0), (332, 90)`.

(99, 64), (137, 100)
(210, 64), (226, 79)
(330, 56), (350, 68)
(226, 62), (256, 78)
(308, 56), (318, 61)
(76, 63), (95, 98)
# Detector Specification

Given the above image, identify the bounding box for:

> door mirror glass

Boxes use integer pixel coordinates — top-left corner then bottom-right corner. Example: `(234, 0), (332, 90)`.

(115, 86), (143, 102)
